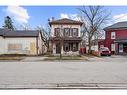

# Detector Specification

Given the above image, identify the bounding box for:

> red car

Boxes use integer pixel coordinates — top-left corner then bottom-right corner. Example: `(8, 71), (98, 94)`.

(99, 47), (111, 56)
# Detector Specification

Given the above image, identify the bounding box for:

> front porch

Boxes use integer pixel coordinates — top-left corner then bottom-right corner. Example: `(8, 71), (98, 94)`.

(53, 42), (80, 55)
(114, 39), (127, 55)
(50, 37), (82, 55)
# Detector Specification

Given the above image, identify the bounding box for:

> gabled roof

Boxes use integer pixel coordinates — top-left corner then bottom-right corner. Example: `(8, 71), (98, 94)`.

(49, 18), (83, 26)
(104, 21), (127, 31)
(0, 28), (40, 37)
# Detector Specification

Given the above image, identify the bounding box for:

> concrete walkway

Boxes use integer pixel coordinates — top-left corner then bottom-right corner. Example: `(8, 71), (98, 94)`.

(21, 56), (48, 62)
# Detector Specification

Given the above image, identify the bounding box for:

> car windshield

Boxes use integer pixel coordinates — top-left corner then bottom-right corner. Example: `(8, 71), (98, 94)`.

(100, 47), (109, 51)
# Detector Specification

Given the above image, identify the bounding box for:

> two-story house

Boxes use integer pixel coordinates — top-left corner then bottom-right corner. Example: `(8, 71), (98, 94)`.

(49, 18), (83, 55)
(104, 21), (127, 55)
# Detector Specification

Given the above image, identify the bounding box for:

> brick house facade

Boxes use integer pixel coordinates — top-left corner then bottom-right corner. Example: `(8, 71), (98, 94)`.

(104, 21), (127, 55)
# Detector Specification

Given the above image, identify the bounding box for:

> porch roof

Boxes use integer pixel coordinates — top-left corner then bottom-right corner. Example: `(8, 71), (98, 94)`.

(114, 39), (127, 43)
(50, 37), (82, 42)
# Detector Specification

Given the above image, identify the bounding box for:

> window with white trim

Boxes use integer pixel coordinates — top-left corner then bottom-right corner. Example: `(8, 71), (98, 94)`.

(64, 28), (70, 37)
(54, 28), (60, 36)
(111, 32), (116, 39)
(72, 28), (78, 37)
(111, 44), (115, 51)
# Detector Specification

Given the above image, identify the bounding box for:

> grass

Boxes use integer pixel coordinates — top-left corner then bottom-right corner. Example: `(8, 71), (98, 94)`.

(0, 54), (25, 60)
(44, 55), (88, 61)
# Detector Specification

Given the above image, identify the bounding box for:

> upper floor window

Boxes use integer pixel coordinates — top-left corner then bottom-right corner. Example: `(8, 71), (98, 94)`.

(64, 28), (70, 37)
(72, 28), (78, 37)
(54, 28), (60, 36)
(111, 32), (116, 39)
(54, 28), (78, 37)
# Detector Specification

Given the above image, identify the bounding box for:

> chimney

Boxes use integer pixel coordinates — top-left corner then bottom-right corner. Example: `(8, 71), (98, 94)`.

(48, 18), (50, 22)
(51, 17), (55, 21)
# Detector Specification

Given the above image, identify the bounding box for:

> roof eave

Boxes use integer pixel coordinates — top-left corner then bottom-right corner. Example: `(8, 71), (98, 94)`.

(104, 27), (127, 31)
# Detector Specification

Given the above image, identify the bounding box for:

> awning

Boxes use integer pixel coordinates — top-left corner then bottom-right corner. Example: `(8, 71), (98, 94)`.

(114, 39), (127, 43)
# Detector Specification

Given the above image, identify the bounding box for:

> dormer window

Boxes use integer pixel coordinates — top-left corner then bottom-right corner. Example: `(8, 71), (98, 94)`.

(111, 32), (116, 39)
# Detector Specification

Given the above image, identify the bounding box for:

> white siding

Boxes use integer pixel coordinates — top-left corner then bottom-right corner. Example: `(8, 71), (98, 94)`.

(50, 24), (81, 55)
(0, 36), (5, 54)
(0, 37), (37, 55)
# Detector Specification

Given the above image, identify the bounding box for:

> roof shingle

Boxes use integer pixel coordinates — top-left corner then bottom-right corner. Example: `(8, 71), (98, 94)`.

(104, 21), (127, 31)
(0, 28), (39, 37)
(49, 18), (83, 26)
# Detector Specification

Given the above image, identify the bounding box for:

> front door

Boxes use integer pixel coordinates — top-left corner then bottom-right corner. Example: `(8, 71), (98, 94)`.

(119, 44), (123, 53)
(56, 43), (61, 54)
(123, 44), (127, 53)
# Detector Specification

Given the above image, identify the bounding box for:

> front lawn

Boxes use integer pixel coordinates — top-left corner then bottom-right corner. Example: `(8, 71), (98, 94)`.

(0, 55), (24, 61)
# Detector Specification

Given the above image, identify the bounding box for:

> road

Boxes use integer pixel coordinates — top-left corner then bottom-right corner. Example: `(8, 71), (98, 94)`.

(0, 56), (127, 89)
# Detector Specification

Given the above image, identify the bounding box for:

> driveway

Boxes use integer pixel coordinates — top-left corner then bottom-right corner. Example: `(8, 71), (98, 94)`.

(0, 55), (127, 89)
(88, 55), (127, 62)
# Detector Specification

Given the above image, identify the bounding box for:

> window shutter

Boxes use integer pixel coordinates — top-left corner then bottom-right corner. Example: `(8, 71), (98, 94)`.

(54, 28), (57, 36)
(69, 28), (70, 36)
(63, 29), (66, 36)
(76, 29), (78, 36)
(71, 28), (73, 37)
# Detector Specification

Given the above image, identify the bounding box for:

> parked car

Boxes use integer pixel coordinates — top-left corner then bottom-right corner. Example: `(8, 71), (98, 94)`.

(99, 47), (111, 56)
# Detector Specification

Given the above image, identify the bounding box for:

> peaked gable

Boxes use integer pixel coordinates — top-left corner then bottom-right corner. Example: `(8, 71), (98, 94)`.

(104, 21), (127, 31)
(49, 18), (83, 26)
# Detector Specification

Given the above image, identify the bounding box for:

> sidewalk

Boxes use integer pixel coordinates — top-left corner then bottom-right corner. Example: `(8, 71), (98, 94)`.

(21, 56), (48, 62)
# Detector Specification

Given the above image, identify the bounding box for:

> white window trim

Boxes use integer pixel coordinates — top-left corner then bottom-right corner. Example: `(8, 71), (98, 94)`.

(111, 32), (116, 39)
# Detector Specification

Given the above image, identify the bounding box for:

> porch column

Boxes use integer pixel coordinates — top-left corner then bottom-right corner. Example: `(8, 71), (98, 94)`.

(115, 43), (118, 55)
(78, 43), (80, 50)
(53, 43), (56, 54)
(119, 43), (123, 54)
(61, 44), (64, 54)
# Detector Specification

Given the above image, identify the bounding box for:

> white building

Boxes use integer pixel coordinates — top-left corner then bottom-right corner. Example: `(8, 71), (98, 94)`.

(49, 18), (83, 55)
(0, 29), (46, 55)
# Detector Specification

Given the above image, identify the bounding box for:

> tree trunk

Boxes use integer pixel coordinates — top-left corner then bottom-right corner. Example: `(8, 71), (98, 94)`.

(60, 38), (62, 59)
(88, 38), (92, 54)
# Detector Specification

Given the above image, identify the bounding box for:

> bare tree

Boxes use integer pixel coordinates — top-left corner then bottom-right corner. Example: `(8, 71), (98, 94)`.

(79, 6), (110, 54)
(36, 25), (51, 52)
(58, 25), (64, 59)
(20, 24), (31, 30)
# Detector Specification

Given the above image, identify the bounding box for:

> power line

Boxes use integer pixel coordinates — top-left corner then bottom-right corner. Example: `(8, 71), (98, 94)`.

(113, 13), (127, 21)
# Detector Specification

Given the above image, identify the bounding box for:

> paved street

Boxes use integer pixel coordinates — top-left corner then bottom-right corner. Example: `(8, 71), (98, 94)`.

(0, 55), (127, 89)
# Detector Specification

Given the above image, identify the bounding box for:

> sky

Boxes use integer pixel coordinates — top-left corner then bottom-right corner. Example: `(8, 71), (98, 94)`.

(1, 6), (127, 30)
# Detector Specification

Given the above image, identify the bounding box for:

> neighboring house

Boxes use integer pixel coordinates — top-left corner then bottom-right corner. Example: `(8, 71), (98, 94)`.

(0, 28), (46, 55)
(49, 18), (83, 55)
(91, 39), (105, 51)
(104, 21), (127, 55)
